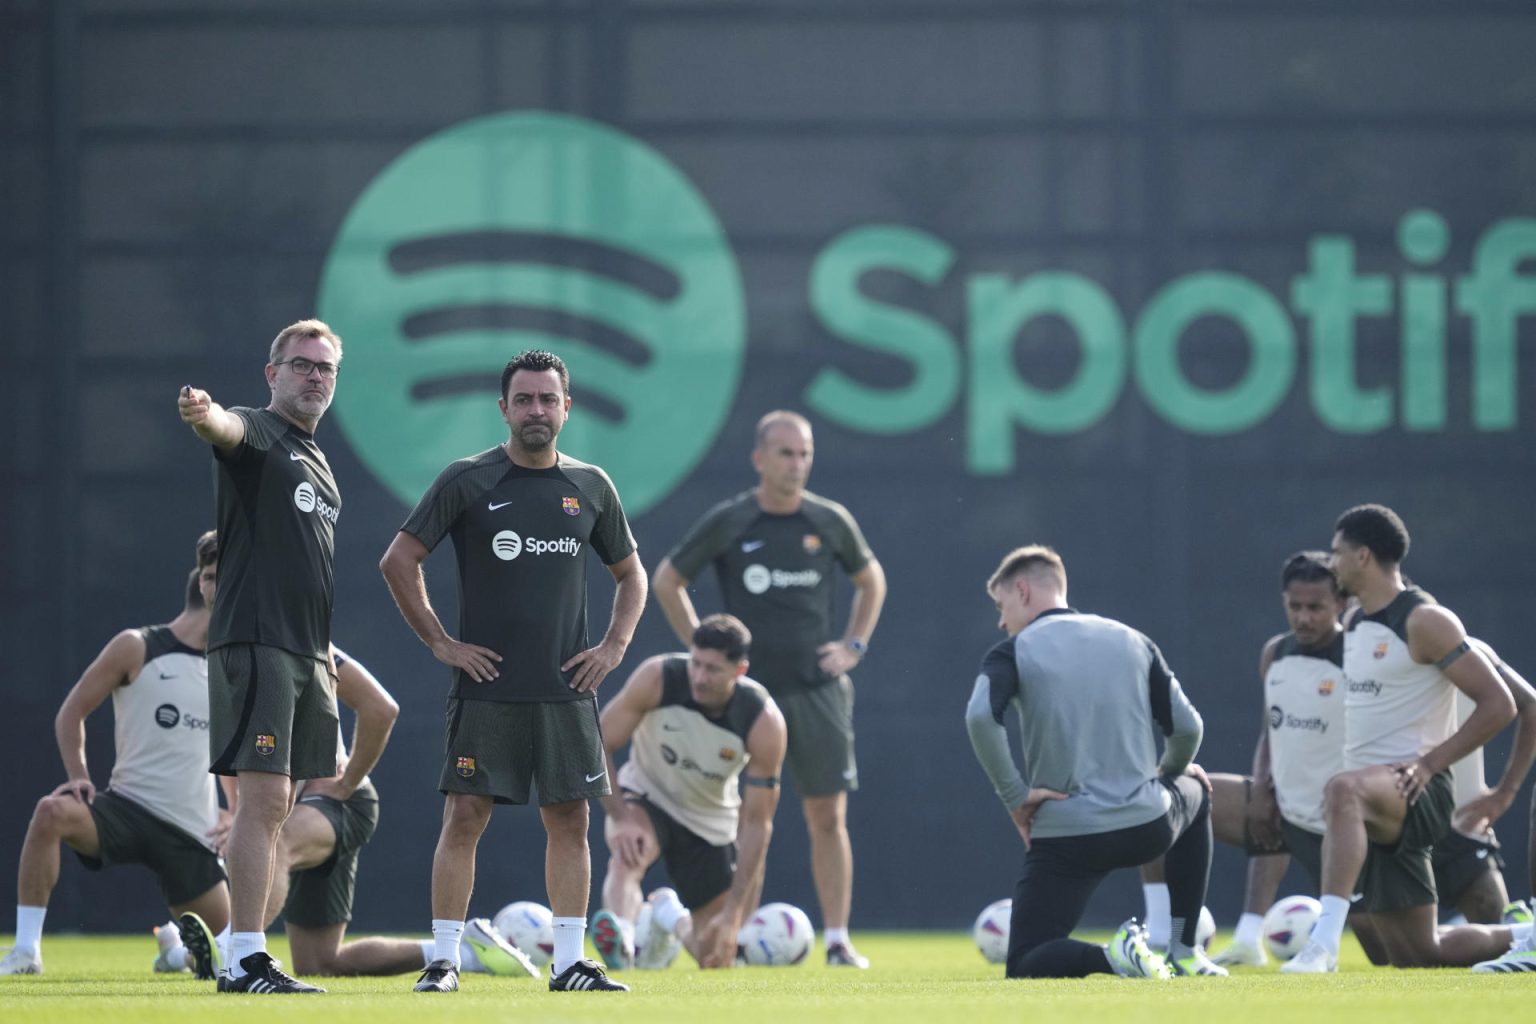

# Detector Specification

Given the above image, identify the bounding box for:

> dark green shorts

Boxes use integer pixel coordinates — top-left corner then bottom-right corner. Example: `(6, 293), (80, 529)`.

(78, 790), (226, 907)
(1431, 828), (1504, 907)
(209, 643), (340, 780)
(1280, 819), (1325, 890)
(776, 676), (857, 797)
(628, 794), (736, 911)
(282, 781), (380, 928)
(1358, 769), (1454, 913)
(440, 696), (609, 806)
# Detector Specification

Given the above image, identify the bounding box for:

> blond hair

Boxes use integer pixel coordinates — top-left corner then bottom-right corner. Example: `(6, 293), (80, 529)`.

(269, 319), (343, 364)
(987, 544), (1067, 596)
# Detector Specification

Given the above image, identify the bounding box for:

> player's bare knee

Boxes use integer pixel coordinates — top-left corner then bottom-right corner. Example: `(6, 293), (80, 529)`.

(541, 800), (589, 840)
(802, 796), (846, 833)
(31, 795), (84, 839)
(1322, 771), (1363, 817)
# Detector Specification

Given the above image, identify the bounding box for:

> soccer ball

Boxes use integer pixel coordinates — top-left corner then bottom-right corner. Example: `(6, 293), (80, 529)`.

(1196, 906), (1216, 949)
(493, 900), (555, 967)
(972, 899), (1011, 963)
(1261, 895), (1322, 961)
(738, 903), (814, 966)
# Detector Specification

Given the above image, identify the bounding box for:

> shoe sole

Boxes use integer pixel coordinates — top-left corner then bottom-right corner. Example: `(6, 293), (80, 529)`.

(177, 913), (220, 981)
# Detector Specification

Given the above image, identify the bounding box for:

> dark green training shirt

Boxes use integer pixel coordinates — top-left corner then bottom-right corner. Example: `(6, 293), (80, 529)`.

(209, 407), (340, 662)
(665, 489), (872, 695)
(401, 447), (636, 703)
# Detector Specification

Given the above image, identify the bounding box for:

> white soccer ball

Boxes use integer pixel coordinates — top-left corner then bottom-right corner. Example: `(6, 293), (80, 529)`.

(1197, 906), (1216, 949)
(738, 902), (815, 966)
(493, 900), (555, 967)
(972, 899), (1011, 963)
(1262, 895), (1322, 961)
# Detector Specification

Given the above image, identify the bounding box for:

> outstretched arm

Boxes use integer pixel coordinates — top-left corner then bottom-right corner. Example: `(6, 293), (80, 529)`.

(177, 386), (245, 450)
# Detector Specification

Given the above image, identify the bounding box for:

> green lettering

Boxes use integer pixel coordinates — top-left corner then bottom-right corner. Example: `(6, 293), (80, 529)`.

(966, 272), (1126, 472)
(1134, 273), (1294, 434)
(805, 225), (959, 433)
(1293, 237), (1393, 432)
(1455, 218), (1536, 430)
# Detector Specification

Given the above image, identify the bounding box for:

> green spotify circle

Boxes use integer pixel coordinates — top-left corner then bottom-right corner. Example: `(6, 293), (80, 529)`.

(318, 112), (746, 515)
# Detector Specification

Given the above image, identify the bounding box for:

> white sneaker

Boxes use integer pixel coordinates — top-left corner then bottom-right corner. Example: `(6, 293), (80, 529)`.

(1279, 939), (1337, 974)
(1169, 945), (1230, 977)
(633, 892), (682, 971)
(1472, 929), (1536, 973)
(153, 920), (188, 973)
(0, 947), (42, 976)
(1106, 919), (1171, 979)
(463, 917), (540, 979)
(1209, 940), (1267, 968)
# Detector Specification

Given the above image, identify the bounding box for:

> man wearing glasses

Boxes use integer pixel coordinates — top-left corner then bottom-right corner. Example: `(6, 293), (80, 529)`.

(177, 320), (345, 995)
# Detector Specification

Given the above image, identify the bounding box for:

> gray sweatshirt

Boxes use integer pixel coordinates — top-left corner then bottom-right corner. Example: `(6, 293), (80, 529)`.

(965, 608), (1203, 839)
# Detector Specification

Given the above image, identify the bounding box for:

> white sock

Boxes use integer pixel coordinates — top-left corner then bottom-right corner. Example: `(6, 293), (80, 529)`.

(825, 927), (850, 948)
(215, 924), (232, 968)
(228, 932), (266, 978)
(552, 917), (586, 975)
(653, 895), (687, 933)
(1142, 883), (1171, 948)
(166, 946), (190, 970)
(417, 940), (434, 968)
(431, 920), (465, 968)
(1234, 912), (1264, 948)
(15, 906), (45, 954)
(1511, 922), (1534, 945)
(1312, 895), (1351, 955)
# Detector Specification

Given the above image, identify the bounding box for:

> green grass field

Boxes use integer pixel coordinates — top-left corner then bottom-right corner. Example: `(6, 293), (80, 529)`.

(2, 931), (1531, 1024)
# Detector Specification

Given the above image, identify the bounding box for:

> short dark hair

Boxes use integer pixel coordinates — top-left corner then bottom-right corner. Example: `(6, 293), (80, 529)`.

(986, 544), (1067, 595)
(692, 613), (751, 663)
(1281, 550), (1340, 594)
(1335, 504), (1410, 565)
(501, 350), (570, 400)
(195, 529), (219, 569)
(184, 568), (204, 610)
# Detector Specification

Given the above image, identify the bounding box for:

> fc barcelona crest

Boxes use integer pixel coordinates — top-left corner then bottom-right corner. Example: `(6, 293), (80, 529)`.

(1374, 642), (1389, 660)
(802, 533), (822, 554)
(456, 756), (477, 778)
(255, 734), (276, 756)
(720, 747), (738, 761)
(562, 496), (581, 516)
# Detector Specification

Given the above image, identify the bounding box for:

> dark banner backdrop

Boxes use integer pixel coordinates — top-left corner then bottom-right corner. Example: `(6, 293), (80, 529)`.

(4, 1), (1535, 935)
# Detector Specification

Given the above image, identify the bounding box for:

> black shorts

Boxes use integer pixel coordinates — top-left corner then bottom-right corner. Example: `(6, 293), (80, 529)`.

(1279, 819), (1325, 889)
(1431, 828), (1504, 907)
(440, 696), (609, 806)
(282, 781), (380, 928)
(78, 790), (226, 907)
(628, 794), (736, 911)
(776, 677), (857, 797)
(209, 643), (339, 780)
(1358, 768), (1454, 913)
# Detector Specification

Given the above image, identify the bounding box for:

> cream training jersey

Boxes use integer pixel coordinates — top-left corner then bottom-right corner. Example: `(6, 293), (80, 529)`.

(617, 656), (770, 847)
(107, 625), (219, 848)
(1264, 631), (1345, 834)
(1343, 587), (1457, 770)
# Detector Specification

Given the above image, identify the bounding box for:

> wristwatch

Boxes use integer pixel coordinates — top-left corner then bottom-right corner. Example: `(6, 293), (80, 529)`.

(846, 638), (868, 657)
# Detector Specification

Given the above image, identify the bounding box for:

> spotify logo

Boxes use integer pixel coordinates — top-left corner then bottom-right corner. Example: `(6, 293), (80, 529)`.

(318, 112), (747, 515)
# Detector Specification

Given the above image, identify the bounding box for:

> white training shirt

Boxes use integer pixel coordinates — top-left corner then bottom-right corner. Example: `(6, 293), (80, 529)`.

(1343, 588), (1457, 771)
(1264, 631), (1345, 834)
(107, 625), (220, 848)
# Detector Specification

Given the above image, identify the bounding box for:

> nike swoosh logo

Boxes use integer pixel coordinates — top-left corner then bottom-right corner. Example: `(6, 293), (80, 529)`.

(289, 451), (305, 461)
(586, 771), (607, 783)
(661, 723), (682, 731)
(742, 540), (766, 553)
(488, 500), (513, 511)
(160, 673), (175, 679)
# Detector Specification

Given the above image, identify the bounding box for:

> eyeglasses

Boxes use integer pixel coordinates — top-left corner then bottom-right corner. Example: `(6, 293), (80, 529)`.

(274, 357), (340, 380)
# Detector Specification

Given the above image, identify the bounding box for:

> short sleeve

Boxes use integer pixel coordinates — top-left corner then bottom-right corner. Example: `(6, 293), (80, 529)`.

(666, 501), (738, 580)
(400, 462), (472, 552)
